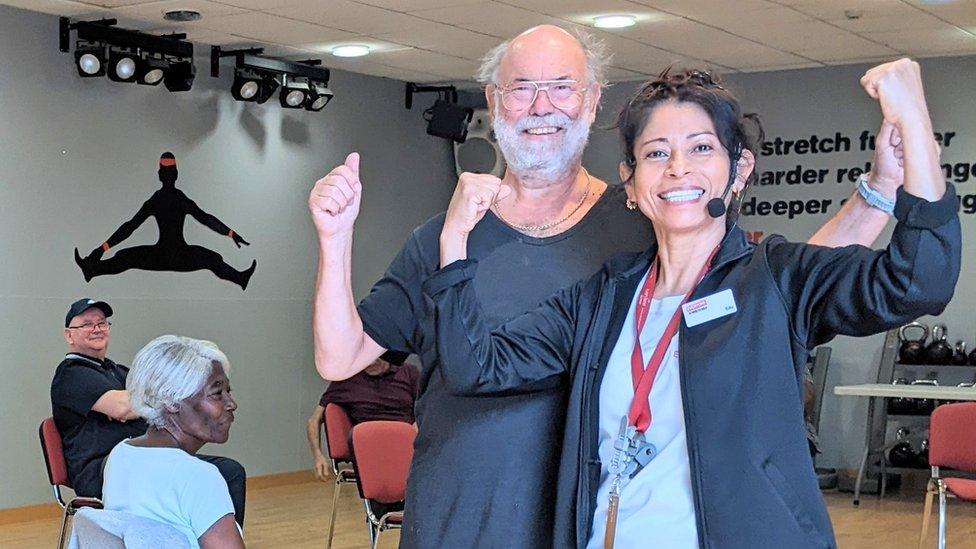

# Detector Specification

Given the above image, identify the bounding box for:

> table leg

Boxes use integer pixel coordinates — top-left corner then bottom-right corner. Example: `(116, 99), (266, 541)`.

(853, 395), (878, 506)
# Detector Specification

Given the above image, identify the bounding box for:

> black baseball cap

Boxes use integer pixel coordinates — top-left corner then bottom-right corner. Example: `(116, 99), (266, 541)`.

(65, 298), (113, 327)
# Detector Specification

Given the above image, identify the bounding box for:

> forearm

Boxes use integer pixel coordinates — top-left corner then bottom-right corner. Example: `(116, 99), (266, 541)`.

(305, 418), (324, 459)
(439, 229), (468, 267)
(92, 390), (137, 421)
(313, 234), (379, 380)
(807, 191), (890, 247)
(900, 115), (944, 201)
(423, 261), (571, 395)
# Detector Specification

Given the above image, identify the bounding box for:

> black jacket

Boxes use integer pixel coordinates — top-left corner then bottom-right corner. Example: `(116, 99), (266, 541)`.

(423, 186), (961, 549)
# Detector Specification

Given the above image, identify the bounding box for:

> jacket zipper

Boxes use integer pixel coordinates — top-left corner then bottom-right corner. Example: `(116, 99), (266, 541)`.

(578, 275), (616, 547)
(678, 250), (751, 549)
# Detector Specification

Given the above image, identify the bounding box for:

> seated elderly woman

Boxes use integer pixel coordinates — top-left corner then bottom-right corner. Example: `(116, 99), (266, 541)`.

(426, 58), (961, 548)
(101, 335), (243, 549)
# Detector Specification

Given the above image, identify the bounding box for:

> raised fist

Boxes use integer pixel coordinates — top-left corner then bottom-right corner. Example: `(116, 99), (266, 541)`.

(860, 58), (929, 129)
(443, 172), (512, 237)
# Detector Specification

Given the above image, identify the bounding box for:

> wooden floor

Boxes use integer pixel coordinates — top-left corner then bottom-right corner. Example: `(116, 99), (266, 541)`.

(3, 474), (975, 548)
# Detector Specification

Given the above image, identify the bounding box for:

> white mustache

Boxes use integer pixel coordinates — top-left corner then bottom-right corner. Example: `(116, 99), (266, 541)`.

(514, 113), (572, 132)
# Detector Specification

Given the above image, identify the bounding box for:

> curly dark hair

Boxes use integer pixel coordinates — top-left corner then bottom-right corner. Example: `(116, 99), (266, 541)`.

(616, 68), (764, 189)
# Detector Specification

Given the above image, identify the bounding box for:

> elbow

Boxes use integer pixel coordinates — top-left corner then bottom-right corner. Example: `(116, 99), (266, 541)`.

(315, 356), (354, 381)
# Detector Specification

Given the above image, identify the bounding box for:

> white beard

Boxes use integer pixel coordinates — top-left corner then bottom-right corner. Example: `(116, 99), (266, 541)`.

(492, 102), (592, 183)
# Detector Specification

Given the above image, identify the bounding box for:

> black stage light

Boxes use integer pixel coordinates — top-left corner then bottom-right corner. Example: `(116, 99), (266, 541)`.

(306, 80), (333, 111)
(135, 55), (167, 86)
(425, 99), (474, 143)
(231, 68), (277, 103)
(163, 60), (195, 92)
(61, 18), (195, 91)
(75, 41), (106, 77)
(279, 76), (310, 109)
(107, 48), (138, 82)
(212, 47), (332, 112)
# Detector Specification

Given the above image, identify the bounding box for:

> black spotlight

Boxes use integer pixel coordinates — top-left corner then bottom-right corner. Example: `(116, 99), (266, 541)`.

(163, 60), (195, 92)
(306, 80), (333, 111)
(74, 41), (106, 77)
(60, 17), (195, 92)
(212, 47), (332, 112)
(107, 47), (138, 82)
(279, 76), (310, 109)
(425, 99), (474, 143)
(231, 67), (277, 103)
(135, 55), (167, 86)
(406, 84), (473, 143)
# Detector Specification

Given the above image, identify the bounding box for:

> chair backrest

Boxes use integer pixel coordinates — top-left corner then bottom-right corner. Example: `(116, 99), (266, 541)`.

(351, 421), (416, 504)
(69, 508), (190, 549)
(324, 403), (354, 461)
(39, 417), (71, 488)
(808, 346), (832, 432)
(929, 402), (976, 472)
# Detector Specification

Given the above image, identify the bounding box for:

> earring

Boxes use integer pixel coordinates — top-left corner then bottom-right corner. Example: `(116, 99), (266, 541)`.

(626, 198), (638, 211)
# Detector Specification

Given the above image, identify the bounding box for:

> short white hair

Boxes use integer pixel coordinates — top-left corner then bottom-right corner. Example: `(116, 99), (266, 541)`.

(127, 335), (230, 429)
(475, 26), (611, 88)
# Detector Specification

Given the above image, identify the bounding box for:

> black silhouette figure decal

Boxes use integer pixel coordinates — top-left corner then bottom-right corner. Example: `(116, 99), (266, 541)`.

(75, 152), (257, 290)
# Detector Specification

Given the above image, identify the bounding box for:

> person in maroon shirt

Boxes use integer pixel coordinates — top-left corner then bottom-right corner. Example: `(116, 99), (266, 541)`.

(305, 350), (418, 481)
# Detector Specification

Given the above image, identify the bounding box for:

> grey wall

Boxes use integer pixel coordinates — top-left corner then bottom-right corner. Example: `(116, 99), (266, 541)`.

(0, 5), (455, 509)
(584, 57), (976, 471)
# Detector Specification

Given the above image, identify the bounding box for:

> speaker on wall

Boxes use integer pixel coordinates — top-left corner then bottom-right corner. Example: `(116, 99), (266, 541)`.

(453, 109), (505, 177)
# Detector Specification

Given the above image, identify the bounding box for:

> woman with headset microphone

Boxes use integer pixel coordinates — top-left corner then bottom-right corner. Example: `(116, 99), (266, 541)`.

(423, 58), (960, 549)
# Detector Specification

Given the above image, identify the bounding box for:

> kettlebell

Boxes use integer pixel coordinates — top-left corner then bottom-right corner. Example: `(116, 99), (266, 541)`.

(910, 379), (939, 415)
(915, 439), (930, 469)
(953, 341), (969, 365)
(888, 427), (917, 468)
(898, 322), (929, 365)
(887, 377), (915, 415)
(925, 324), (953, 365)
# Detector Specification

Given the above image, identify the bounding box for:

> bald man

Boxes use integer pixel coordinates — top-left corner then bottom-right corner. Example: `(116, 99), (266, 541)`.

(309, 25), (903, 547)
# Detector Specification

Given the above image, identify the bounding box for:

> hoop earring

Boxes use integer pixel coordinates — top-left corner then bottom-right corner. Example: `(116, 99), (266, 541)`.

(626, 198), (638, 211)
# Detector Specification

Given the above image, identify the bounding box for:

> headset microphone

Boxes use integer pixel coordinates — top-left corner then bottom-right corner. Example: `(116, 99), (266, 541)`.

(707, 143), (742, 218)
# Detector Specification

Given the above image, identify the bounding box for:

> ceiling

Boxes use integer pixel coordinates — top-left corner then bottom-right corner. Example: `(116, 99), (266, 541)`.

(7, 0), (976, 86)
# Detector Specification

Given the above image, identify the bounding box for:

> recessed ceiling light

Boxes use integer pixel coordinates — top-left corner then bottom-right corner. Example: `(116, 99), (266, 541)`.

(332, 45), (371, 58)
(163, 10), (201, 22)
(593, 15), (637, 29)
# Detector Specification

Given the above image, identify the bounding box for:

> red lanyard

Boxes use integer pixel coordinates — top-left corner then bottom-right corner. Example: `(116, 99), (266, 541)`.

(627, 247), (719, 432)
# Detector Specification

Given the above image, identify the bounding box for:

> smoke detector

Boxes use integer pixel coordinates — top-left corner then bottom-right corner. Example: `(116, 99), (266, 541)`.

(163, 10), (202, 22)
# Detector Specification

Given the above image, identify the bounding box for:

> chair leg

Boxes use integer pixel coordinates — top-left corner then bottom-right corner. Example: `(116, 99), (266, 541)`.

(937, 481), (948, 549)
(57, 508), (71, 549)
(372, 528), (382, 549)
(918, 480), (935, 549)
(326, 478), (342, 549)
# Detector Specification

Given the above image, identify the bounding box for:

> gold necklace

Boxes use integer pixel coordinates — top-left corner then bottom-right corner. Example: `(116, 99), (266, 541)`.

(494, 169), (592, 233)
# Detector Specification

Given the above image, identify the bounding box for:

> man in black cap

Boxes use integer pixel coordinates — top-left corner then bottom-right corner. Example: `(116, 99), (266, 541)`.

(51, 298), (248, 526)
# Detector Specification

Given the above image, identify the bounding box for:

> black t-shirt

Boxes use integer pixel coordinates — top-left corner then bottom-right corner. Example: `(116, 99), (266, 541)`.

(50, 353), (147, 497)
(358, 185), (654, 548)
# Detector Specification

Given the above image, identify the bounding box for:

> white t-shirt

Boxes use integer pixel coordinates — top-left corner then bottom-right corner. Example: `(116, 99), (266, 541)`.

(102, 440), (236, 549)
(586, 274), (698, 549)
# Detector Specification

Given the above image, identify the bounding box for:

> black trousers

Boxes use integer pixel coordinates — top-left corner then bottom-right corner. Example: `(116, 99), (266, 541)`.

(82, 453), (247, 527)
(197, 454), (247, 527)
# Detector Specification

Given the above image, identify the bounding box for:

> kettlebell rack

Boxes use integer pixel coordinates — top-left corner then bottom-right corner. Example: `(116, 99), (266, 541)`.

(858, 327), (976, 500)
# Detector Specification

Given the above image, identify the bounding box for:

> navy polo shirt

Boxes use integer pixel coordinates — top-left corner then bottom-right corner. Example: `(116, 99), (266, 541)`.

(50, 353), (147, 497)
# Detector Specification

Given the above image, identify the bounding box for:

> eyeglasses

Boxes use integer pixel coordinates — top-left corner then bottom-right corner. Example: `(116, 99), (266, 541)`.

(67, 321), (112, 332)
(495, 79), (586, 112)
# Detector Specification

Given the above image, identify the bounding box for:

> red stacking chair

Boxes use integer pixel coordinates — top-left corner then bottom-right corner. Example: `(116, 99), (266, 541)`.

(323, 403), (357, 549)
(918, 402), (976, 549)
(351, 421), (416, 549)
(38, 417), (103, 549)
